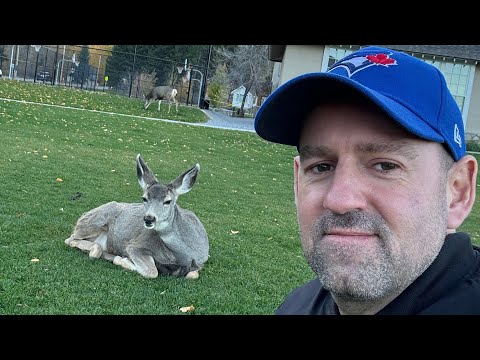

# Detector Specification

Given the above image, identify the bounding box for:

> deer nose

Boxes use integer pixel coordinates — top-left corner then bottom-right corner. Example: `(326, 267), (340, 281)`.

(144, 215), (156, 228)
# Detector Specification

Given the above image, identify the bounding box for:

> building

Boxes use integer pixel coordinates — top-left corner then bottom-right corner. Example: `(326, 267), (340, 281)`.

(269, 45), (480, 140)
(230, 85), (257, 110)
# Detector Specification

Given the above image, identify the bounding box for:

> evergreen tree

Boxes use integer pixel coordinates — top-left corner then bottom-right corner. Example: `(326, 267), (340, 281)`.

(105, 45), (137, 87)
(105, 45), (208, 89)
(72, 45), (90, 85)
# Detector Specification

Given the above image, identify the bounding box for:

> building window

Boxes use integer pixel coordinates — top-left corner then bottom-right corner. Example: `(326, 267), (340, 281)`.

(325, 45), (362, 70)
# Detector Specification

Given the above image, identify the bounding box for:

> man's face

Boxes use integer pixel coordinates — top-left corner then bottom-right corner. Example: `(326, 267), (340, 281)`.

(295, 103), (449, 301)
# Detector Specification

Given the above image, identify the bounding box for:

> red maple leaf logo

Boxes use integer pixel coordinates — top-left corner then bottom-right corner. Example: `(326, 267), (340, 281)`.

(366, 53), (395, 65)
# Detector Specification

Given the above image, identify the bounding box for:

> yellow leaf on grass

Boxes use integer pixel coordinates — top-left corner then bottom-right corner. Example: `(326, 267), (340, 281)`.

(231, 230), (239, 234)
(179, 305), (195, 313)
(56, 178), (63, 182)
(31, 258), (40, 262)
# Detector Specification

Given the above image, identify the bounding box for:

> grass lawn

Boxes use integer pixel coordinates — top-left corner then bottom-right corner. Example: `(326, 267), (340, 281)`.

(1, 79), (479, 315)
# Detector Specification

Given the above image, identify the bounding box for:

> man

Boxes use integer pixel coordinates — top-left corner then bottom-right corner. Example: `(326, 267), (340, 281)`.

(254, 46), (480, 314)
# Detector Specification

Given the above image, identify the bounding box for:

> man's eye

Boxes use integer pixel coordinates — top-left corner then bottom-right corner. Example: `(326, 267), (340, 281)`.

(313, 163), (332, 173)
(374, 162), (397, 171)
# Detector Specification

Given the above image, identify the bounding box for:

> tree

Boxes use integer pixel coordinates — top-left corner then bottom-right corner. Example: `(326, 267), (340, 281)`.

(72, 45), (90, 85)
(105, 45), (208, 90)
(216, 45), (272, 117)
(88, 45), (113, 84)
(105, 45), (135, 88)
(207, 63), (230, 108)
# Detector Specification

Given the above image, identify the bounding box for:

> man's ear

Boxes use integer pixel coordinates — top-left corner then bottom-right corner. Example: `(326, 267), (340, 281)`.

(447, 154), (478, 230)
(294, 156), (300, 207)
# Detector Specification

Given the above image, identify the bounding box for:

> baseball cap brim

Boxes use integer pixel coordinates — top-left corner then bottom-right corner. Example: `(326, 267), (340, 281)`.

(254, 72), (445, 147)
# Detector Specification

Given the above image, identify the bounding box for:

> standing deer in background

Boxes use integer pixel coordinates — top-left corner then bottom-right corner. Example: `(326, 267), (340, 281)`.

(144, 85), (179, 113)
(64, 154), (209, 279)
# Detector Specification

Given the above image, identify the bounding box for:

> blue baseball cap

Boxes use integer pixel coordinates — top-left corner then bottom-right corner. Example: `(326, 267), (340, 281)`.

(254, 46), (466, 161)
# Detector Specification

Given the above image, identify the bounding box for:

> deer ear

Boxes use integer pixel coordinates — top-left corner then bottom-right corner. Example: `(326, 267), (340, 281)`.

(136, 154), (158, 190)
(172, 163), (200, 195)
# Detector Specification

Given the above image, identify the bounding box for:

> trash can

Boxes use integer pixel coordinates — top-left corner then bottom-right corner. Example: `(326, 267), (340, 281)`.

(203, 98), (210, 110)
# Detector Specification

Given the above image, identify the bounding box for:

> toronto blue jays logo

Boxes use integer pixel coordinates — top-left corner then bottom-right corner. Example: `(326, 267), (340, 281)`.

(327, 52), (398, 78)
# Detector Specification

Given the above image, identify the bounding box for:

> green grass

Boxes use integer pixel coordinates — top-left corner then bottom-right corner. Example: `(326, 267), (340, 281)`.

(0, 79), (209, 123)
(0, 79), (479, 315)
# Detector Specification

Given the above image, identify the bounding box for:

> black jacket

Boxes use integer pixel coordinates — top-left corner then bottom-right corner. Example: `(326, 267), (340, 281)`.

(276, 232), (480, 315)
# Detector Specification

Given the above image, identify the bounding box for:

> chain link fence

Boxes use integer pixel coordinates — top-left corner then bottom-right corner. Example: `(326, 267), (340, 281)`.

(0, 45), (205, 107)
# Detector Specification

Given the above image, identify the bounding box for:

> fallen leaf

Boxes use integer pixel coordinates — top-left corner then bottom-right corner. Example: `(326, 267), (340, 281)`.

(56, 178), (63, 182)
(31, 258), (40, 262)
(231, 230), (239, 234)
(179, 305), (195, 313)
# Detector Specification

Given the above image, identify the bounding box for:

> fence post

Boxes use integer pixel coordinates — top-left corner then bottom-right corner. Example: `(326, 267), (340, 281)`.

(200, 45), (212, 109)
(42, 48), (48, 83)
(23, 45), (30, 81)
(53, 45), (59, 86)
(128, 45), (137, 98)
(34, 49), (40, 83)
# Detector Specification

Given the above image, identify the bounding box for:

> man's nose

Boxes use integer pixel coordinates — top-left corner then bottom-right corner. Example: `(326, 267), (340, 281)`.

(322, 161), (368, 214)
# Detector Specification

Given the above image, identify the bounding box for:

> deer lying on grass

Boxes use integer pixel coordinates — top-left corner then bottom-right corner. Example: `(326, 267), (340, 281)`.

(144, 85), (179, 114)
(64, 154), (209, 279)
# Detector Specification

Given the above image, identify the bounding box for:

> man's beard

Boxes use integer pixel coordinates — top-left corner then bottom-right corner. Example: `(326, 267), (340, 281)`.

(304, 206), (447, 302)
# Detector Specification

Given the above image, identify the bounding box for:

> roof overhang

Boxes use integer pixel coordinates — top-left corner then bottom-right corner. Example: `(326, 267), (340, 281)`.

(269, 45), (286, 62)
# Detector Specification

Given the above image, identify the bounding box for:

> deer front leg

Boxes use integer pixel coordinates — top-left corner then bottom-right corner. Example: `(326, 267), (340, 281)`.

(158, 99), (162, 111)
(123, 247), (158, 278)
(112, 255), (137, 271)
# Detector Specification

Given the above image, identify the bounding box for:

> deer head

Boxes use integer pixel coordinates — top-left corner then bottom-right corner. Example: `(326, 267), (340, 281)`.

(136, 154), (200, 231)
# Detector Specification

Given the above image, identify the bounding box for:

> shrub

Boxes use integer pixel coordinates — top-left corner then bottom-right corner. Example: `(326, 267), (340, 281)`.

(466, 140), (480, 152)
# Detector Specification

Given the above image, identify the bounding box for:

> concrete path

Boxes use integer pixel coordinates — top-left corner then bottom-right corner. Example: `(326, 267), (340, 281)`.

(201, 109), (255, 132)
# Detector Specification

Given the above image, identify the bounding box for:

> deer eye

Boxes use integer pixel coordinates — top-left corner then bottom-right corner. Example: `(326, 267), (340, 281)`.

(164, 200), (172, 205)
(142, 197), (148, 203)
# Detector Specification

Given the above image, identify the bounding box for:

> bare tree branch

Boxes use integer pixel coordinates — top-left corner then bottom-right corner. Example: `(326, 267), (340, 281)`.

(215, 45), (272, 117)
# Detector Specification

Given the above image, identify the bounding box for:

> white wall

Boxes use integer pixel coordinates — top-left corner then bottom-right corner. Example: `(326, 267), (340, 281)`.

(466, 65), (480, 138)
(279, 45), (325, 86)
